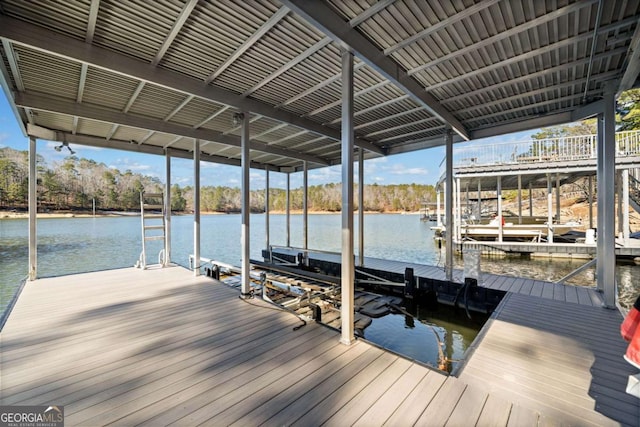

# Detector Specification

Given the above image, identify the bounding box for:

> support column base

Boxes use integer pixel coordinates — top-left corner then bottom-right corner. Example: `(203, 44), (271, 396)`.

(240, 292), (253, 300)
(340, 337), (355, 346)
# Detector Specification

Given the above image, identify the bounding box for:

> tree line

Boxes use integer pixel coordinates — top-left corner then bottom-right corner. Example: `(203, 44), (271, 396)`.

(0, 147), (436, 213)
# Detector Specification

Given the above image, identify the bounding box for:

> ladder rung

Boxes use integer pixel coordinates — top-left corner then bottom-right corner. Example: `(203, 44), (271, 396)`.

(144, 236), (165, 241)
(144, 225), (165, 230)
(144, 193), (163, 198)
(143, 204), (163, 209)
(144, 214), (164, 219)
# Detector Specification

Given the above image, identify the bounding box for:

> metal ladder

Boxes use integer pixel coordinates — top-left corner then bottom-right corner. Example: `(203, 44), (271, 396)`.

(136, 191), (166, 269)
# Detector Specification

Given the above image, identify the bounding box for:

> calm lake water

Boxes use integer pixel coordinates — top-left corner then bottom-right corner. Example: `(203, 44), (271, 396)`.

(2, 213), (639, 370)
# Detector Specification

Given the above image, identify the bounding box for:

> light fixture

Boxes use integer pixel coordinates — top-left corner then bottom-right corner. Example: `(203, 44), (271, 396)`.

(54, 142), (75, 155)
(232, 112), (244, 126)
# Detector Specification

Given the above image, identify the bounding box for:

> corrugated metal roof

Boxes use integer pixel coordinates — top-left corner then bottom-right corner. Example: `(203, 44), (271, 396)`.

(1, 0), (639, 172)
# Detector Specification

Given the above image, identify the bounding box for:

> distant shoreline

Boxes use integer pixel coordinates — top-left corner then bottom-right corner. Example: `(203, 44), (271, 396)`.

(0, 209), (423, 219)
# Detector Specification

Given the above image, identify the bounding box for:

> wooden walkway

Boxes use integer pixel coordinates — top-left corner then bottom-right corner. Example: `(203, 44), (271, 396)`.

(1, 266), (638, 426)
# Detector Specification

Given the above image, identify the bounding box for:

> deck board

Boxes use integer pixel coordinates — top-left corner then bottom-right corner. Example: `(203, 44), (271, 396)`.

(1, 265), (636, 426)
(459, 292), (640, 426)
(383, 370), (448, 425)
(475, 394), (512, 427)
(351, 363), (429, 427)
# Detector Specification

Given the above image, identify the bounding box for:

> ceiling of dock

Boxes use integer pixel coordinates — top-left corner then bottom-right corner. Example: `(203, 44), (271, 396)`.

(1, 0), (640, 172)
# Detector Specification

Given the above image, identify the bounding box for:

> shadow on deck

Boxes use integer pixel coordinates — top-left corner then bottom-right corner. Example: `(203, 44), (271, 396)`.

(1, 266), (638, 425)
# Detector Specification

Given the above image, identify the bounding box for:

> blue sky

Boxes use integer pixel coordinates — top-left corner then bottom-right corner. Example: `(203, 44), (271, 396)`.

(0, 94), (536, 189)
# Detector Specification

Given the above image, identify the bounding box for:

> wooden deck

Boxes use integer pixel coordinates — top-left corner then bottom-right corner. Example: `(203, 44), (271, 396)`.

(1, 265), (638, 426)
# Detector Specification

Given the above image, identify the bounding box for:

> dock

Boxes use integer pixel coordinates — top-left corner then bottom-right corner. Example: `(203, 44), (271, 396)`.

(1, 265), (638, 426)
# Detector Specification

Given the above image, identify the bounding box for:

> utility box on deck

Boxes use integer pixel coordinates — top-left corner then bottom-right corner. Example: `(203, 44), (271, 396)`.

(463, 248), (481, 284)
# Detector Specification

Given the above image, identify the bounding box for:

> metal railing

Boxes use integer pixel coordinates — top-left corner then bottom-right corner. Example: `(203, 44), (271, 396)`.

(629, 172), (640, 213)
(440, 130), (640, 172)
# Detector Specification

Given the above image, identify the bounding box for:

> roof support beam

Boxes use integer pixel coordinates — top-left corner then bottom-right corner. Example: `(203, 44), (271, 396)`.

(26, 123), (278, 170)
(470, 112), (574, 140)
(571, 99), (605, 121)
(281, 0), (469, 141)
(0, 16), (346, 146)
(618, 15), (640, 93)
(16, 92), (330, 166)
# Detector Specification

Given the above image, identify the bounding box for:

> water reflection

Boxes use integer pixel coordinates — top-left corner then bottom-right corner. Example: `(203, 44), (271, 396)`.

(363, 300), (489, 372)
(1, 214), (639, 312)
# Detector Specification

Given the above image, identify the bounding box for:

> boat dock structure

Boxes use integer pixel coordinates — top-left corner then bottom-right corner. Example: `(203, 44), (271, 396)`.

(2, 1), (640, 425)
(2, 265), (638, 426)
(431, 129), (640, 258)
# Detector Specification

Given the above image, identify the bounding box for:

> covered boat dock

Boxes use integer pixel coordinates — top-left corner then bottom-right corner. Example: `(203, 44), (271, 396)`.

(1, 0), (640, 424)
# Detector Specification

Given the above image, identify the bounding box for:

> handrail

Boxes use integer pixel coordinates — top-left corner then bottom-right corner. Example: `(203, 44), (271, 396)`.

(439, 130), (640, 176)
(555, 258), (597, 285)
(629, 172), (640, 212)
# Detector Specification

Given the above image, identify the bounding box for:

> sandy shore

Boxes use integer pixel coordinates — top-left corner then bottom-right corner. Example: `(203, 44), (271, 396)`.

(0, 210), (126, 219)
(0, 209), (422, 219)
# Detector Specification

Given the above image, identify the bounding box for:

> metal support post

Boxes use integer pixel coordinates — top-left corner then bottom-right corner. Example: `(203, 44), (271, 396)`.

(617, 171), (623, 237)
(358, 147), (364, 267)
(193, 139), (201, 276)
(588, 175), (593, 229)
(547, 173), (553, 243)
(265, 166), (270, 261)
(623, 169), (630, 245)
(497, 176), (503, 242)
(436, 188), (442, 226)
(164, 149), (171, 266)
(286, 173), (291, 247)
(303, 160), (308, 251)
(445, 128), (453, 281)
(597, 82), (617, 308)
(555, 173), (561, 223)
(477, 181), (482, 220)
(28, 136), (37, 281)
(529, 182), (533, 217)
(340, 49), (355, 345)
(517, 175), (522, 224)
(240, 112), (251, 297)
(455, 177), (461, 241)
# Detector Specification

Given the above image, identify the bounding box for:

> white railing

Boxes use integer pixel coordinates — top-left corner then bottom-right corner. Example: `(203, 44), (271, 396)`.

(440, 130), (640, 172)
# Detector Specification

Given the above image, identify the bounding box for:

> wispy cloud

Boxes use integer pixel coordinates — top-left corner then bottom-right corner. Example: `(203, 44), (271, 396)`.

(0, 132), (10, 147)
(310, 165), (340, 184)
(387, 164), (428, 175)
(111, 161), (152, 172)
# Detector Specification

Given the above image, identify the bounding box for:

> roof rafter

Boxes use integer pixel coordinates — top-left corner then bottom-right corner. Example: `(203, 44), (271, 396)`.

(151, 0), (198, 67)
(0, 16), (385, 153)
(384, 0), (501, 56)
(426, 16), (638, 93)
(407, 0), (599, 76)
(85, 0), (99, 43)
(280, 0), (469, 140)
(206, 6), (290, 84)
(442, 47), (627, 106)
